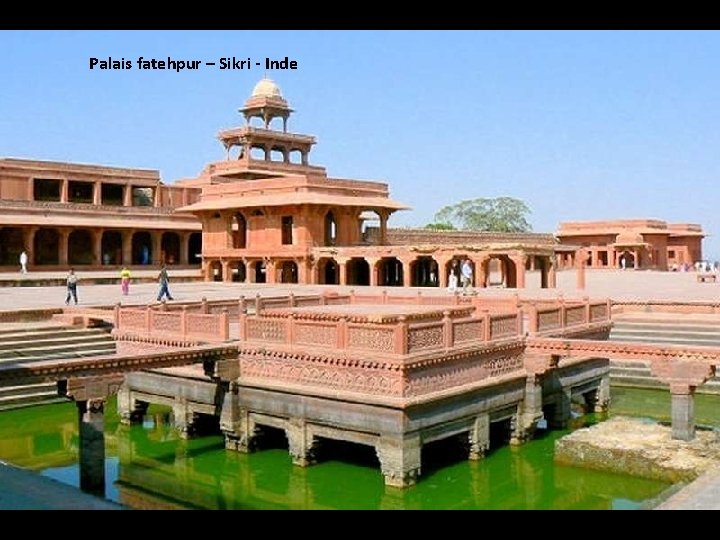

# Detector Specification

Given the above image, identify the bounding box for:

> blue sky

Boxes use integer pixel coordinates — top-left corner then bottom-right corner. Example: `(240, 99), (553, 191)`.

(2, 30), (719, 258)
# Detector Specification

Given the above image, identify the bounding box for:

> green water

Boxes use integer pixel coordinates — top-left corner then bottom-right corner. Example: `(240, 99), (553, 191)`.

(3, 388), (716, 510)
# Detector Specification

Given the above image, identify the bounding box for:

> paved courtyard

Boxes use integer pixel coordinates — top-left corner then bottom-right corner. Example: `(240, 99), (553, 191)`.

(0, 268), (717, 311)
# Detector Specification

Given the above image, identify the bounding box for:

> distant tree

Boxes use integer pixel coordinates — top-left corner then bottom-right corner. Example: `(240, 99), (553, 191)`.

(432, 197), (532, 232)
(424, 222), (457, 231)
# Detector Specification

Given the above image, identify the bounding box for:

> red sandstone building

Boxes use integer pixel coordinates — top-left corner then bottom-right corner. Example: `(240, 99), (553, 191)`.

(556, 220), (704, 270)
(179, 78), (562, 289)
(0, 159), (202, 269)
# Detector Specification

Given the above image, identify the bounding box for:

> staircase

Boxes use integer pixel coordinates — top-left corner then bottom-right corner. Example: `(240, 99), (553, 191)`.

(609, 313), (720, 394)
(0, 323), (116, 410)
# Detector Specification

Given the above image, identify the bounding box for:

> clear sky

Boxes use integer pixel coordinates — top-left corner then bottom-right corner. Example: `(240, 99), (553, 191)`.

(2, 30), (719, 259)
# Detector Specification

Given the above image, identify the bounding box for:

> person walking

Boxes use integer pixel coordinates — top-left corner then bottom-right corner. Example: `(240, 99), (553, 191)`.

(447, 269), (458, 292)
(19, 250), (28, 274)
(120, 266), (131, 296)
(156, 264), (174, 301)
(65, 268), (78, 305)
(461, 258), (474, 296)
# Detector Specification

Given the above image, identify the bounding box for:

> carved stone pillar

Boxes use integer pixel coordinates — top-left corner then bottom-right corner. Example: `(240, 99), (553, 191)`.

(338, 261), (347, 286)
(286, 419), (318, 467)
(122, 231), (133, 266)
(594, 374), (611, 413)
(222, 260), (232, 282)
(60, 179), (69, 203)
(512, 255), (527, 289)
(375, 433), (422, 488)
(172, 397), (197, 439)
(152, 232), (163, 265)
(179, 233), (189, 265)
(117, 384), (148, 425)
(511, 374), (544, 445)
(367, 258), (379, 287)
(93, 181), (102, 205)
(93, 229), (103, 266)
(123, 184), (132, 207)
(77, 398), (106, 496)
(670, 384), (696, 441)
(22, 227), (36, 266)
(468, 413), (490, 460)
(58, 229), (70, 266)
(547, 257), (557, 288)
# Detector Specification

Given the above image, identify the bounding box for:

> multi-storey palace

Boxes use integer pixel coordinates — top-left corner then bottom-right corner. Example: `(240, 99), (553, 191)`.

(556, 220), (704, 270)
(0, 159), (202, 269)
(179, 78), (563, 289)
(0, 78), (704, 282)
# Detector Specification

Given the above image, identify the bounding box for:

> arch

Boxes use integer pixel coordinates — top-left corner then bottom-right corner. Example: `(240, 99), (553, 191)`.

(445, 257), (466, 288)
(410, 256), (439, 287)
(230, 261), (246, 283)
(270, 147), (287, 162)
(208, 260), (223, 282)
(232, 213), (247, 249)
(482, 255), (517, 288)
(279, 261), (298, 284)
(68, 230), (94, 265)
(188, 233), (202, 265)
(101, 231), (122, 265)
(317, 257), (339, 285)
(346, 258), (370, 286)
(378, 257), (404, 287)
(161, 232), (180, 265)
(324, 210), (337, 247)
(289, 149), (303, 164)
(250, 145), (267, 161)
(132, 232), (152, 265)
(0, 227), (25, 266)
(34, 229), (59, 265)
(619, 251), (635, 270)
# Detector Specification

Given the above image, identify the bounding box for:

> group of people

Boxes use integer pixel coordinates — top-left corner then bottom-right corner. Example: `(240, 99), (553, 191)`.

(447, 258), (474, 295)
(61, 265), (174, 305)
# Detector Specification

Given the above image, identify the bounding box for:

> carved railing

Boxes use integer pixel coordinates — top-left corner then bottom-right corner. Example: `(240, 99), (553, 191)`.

(113, 304), (230, 343)
(527, 299), (611, 336)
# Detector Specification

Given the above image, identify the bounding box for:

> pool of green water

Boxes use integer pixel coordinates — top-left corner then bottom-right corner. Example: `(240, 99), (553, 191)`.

(2, 387), (717, 510)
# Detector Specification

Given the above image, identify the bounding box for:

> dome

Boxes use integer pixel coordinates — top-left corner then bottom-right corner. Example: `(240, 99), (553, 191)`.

(251, 77), (283, 98)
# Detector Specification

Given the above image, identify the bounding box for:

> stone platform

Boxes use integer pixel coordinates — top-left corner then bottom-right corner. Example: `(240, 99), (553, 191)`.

(555, 416), (720, 483)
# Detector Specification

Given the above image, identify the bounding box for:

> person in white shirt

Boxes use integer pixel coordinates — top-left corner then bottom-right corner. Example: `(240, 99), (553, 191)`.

(19, 250), (28, 274)
(461, 258), (473, 295)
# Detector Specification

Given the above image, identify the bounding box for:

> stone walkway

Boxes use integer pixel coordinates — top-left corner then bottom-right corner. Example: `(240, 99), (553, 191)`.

(0, 462), (122, 510)
(656, 468), (720, 510)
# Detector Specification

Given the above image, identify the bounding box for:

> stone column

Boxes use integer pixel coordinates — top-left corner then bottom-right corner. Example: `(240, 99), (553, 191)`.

(22, 227), (36, 266)
(375, 433), (422, 488)
(286, 419), (318, 467)
(476, 257), (488, 288)
(368, 258), (379, 287)
(152, 232), (163, 265)
(179, 233), (189, 265)
(58, 229), (69, 266)
(511, 374), (544, 445)
(172, 397), (197, 439)
(576, 249), (588, 290)
(123, 184), (132, 207)
(93, 181), (102, 205)
(122, 232), (133, 266)
(60, 179), (69, 203)
(547, 258), (557, 288)
(402, 259), (412, 287)
(77, 398), (106, 496)
(670, 384), (696, 441)
(338, 260), (347, 285)
(117, 384), (148, 425)
(594, 374), (611, 413)
(634, 248), (640, 269)
(93, 229), (103, 266)
(265, 260), (277, 284)
(468, 413), (490, 460)
(379, 211), (388, 246)
(513, 255), (527, 289)
(222, 260), (232, 282)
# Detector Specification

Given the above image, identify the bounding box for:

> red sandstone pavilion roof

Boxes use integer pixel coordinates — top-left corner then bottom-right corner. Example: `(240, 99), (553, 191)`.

(557, 219), (704, 238)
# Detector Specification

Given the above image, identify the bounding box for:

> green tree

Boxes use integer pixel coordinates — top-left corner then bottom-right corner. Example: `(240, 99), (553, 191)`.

(432, 197), (532, 232)
(424, 222), (457, 231)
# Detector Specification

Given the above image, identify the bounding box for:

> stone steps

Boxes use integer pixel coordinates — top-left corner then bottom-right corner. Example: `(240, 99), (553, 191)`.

(609, 315), (720, 394)
(0, 324), (116, 409)
(0, 383), (65, 411)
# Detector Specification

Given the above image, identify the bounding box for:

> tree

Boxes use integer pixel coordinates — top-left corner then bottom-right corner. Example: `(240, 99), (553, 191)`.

(424, 222), (456, 231)
(431, 197), (532, 232)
